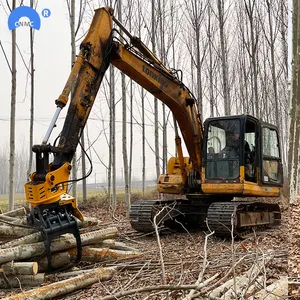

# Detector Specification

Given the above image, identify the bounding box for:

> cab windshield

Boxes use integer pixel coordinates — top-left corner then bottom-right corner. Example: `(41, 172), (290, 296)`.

(205, 119), (240, 180)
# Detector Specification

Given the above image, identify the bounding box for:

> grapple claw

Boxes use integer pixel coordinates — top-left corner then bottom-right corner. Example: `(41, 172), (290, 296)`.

(27, 202), (82, 271)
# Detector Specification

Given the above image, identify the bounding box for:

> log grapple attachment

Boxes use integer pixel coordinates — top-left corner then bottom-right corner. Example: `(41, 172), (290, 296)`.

(27, 196), (82, 271)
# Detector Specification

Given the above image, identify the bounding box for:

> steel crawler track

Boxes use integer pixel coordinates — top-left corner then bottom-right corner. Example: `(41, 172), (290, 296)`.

(129, 199), (281, 238)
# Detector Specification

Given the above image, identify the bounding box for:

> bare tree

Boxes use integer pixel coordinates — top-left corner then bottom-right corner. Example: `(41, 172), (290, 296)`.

(288, 0), (300, 202)
(68, 0), (77, 198)
(152, 0), (160, 180)
(117, 0), (130, 213)
(9, 0), (17, 211)
(184, 0), (207, 117)
(66, 0), (87, 200)
(27, 0), (35, 179)
(217, 0), (230, 115)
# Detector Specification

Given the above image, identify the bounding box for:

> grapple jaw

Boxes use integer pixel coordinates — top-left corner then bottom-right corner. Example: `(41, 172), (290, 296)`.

(27, 198), (83, 271)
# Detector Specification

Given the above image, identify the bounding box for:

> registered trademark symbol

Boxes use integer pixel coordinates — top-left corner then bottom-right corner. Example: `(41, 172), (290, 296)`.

(41, 8), (51, 18)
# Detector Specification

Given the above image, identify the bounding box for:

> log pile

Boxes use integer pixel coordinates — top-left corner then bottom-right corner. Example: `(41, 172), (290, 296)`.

(0, 207), (141, 299)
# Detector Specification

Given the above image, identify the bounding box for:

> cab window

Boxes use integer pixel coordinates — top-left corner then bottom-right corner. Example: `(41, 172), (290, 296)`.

(262, 127), (280, 183)
(206, 119), (240, 180)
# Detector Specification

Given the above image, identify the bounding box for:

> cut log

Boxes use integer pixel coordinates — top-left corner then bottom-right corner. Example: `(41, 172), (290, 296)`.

(0, 232), (43, 249)
(1, 218), (101, 250)
(2, 208), (26, 218)
(0, 262), (38, 275)
(0, 215), (101, 249)
(67, 247), (141, 262)
(37, 252), (71, 272)
(76, 217), (100, 228)
(248, 276), (288, 299)
(244, 275), (264, 298)
(3, 267), (116, 300)
(0, 214), (26, 225)
(98, 239), (139, 252)
(0, 225), (36, 238)
(208, 253), (274, 299)
(0, 227), (118, 265)
(0, 273), (44, 288)
(56, 269), (94, 278)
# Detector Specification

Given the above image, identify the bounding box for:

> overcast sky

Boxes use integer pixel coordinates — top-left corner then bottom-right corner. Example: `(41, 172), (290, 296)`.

(0, 1), (170, 183)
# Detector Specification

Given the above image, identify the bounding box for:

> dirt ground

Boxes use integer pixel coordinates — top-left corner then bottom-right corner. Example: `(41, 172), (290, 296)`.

(288, 200), (300, 298)
(59, 197), (289, 300)
(0, 196), (290, 299)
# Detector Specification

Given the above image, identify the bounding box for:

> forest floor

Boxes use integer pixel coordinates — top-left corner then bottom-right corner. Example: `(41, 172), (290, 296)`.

(0, 194), (290, 299)
(58, 195), (289, 300)
(288, 199), (300, 298)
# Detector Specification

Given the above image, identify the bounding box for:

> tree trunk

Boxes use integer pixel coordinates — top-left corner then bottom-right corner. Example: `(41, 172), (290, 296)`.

(152, 0), (160, 180)
(37, 252), (71, 272)
(142, 87), (146, 198)
(81, 132), (87, 202)
(0, 273), (44, 288)
(288, 0), (300, 201)
(217, 0), (230, 116)
(70, 0), (77, 199)
(9, 0), (17, 211)
(207, 2), (214, 117)
(2, 207), (26, 218)
(27, 0), (35, 179)
(110, 65), (116, 209)
(128, 0), (133, 203)
(158, 0), (168, 174)
(118, 0), (130, 215)
(0, 227), (118, 265)
(0, 262), (38, 275)
(0, 225), (36, 238)
(244, 0), (259, 117)
(4, 267), (116, 300)
(67, 247), (141, 262)
(266, 0), (280, 128)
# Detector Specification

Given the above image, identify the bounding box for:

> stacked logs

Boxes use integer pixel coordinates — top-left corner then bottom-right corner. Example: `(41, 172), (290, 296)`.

(0, 207), (141, 299)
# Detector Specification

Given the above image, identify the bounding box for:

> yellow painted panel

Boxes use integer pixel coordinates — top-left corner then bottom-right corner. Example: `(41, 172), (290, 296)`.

(243, 181), (280, 197)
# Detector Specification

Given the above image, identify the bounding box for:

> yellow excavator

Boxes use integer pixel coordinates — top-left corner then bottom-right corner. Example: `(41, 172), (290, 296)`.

(24, 7), (283, 270)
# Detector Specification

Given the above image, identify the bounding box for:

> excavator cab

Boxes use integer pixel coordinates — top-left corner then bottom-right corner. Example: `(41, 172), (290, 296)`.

(202, 115), (283, 197)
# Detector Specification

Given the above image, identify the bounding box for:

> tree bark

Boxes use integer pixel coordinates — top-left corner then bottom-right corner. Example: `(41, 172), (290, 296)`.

(217, 0), (230, 115)
(118, 0), (130, 215)
(289, 0), (300, 201)
(0, 227), (118, 264)
(248, 276), (287, 300)
(67, 247), (141, 262)
(110, 65), (116, 208)
(37, 252), (71, 272)
(0, 217), (98, 249)
(4, 267), (116, 300)
(70, 0), (77, 199)
(1, 262), (38, 275)
(2, 207), (26, 218)
(0, 225), (36, 238)
(9, 0), (17, 211)
(98, 239), (138, 252)
(0, 231), (42, 249)
(152, 0), (160, 180)
(0, 273), (44, 288)
(27, 0), (35, 179)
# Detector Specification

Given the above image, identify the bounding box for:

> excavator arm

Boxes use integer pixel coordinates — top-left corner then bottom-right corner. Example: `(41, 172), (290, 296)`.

(24, 7), (203, 270)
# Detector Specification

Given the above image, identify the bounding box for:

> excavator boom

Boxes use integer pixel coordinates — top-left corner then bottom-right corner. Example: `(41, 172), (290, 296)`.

(24, 7), (283, 269)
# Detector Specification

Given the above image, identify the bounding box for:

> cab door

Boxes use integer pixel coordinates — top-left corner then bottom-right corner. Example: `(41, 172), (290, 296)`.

(259, 124), (283, 186)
